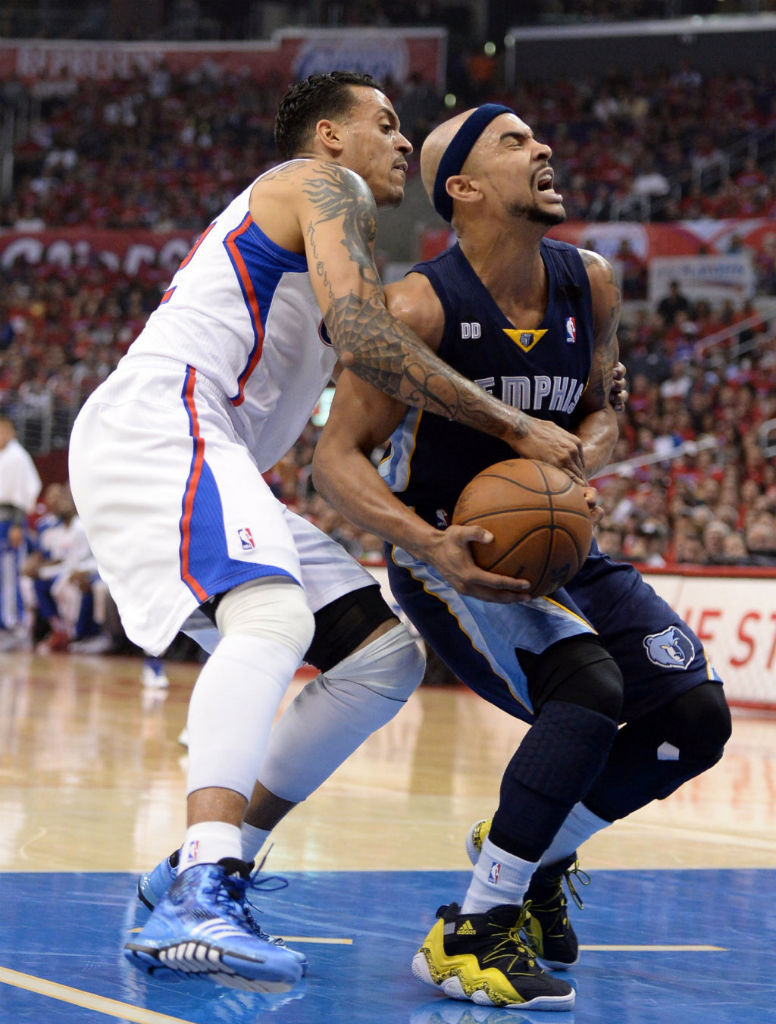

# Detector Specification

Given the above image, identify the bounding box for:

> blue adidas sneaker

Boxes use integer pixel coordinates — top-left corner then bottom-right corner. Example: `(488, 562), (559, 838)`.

(125, 858), (304, 992)
(137, 849), (179, 911)
(137, 849), (308, 974)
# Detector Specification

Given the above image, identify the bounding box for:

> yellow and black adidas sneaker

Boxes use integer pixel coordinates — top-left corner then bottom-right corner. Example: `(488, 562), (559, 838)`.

(411, 902), (575, 1010)
(466, 818), (588, 969)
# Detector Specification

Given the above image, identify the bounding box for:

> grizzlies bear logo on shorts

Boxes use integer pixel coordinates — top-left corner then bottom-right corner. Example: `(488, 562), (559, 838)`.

(643, 626), (695, 670)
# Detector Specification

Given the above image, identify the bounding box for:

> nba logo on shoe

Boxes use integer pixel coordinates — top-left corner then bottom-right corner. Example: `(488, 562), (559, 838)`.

(238, 527), (256, 551)
(488, 861), (501, 885)
(565, 317), (577, 344)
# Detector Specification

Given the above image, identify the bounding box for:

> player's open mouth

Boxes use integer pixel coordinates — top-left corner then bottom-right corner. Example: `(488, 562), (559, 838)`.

(537, 170), (555, 192)
(536, 169), (562, 201)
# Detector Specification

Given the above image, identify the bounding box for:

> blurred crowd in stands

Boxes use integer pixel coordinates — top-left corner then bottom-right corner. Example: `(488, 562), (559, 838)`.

(1, 59), (775, 574)
(3, 60), (776, 230)
(2, 0), (766, 42)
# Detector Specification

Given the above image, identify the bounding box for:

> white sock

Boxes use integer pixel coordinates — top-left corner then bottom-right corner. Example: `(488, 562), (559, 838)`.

(180, 821), (242, 871)
(185, 634), (300, 798)
(241, 822), (271, 864)
(462, 836), (538, 914)
(539, 802), (610, 867)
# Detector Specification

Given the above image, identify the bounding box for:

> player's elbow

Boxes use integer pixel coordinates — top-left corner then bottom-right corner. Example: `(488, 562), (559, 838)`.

(310, 447), (331, 496)
(311, 440), (346, 503)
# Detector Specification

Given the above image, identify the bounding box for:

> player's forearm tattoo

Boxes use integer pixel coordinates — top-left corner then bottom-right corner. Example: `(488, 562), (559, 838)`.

(323, 291), (531, 438)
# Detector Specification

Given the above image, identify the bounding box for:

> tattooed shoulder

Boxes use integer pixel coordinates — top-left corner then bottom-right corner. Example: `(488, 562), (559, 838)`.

(301, 163), (375, 225)
(581, 248), (621, 302)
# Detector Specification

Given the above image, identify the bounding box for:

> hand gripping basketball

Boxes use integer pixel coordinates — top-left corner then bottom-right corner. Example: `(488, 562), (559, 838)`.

(452, 458), (595, 596)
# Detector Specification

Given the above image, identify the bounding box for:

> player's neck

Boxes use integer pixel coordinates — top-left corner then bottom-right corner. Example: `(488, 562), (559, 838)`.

(459, 230), (545, 310)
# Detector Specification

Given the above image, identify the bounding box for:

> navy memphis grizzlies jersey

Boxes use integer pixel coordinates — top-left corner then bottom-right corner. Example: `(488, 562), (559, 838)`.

(380, 238), (594, 525)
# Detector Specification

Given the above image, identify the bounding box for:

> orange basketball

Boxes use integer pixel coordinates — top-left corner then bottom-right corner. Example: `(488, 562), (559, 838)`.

(452, 458), (594, 596)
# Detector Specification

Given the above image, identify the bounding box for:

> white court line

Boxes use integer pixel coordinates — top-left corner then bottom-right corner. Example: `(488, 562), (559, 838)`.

(0, 966), (194, 1024)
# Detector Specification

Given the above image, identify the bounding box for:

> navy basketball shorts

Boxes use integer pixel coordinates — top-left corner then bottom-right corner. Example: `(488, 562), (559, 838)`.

(567, 539), (721, 721)
(387, 538), (721, 725)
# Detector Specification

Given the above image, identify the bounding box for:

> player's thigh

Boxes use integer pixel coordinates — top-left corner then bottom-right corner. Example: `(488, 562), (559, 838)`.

(69, 370), (302, 652)
(180, 502), (387, 658)
(284, 510), (400, 669)
(387, 548), (595, 720)
(568, 545), (720, 718)
(283, 509), (378, 613)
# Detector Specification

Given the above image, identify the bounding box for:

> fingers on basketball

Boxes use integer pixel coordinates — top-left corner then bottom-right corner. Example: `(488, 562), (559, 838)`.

(452, 458), (594, 596)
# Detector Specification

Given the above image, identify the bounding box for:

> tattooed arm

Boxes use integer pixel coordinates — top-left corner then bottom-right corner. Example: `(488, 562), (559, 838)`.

(572, 249), (622, 478)
(252, 159), (586, 482)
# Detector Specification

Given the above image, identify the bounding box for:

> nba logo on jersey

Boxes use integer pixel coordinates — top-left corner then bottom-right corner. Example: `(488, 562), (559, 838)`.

(488, 861), (501, 885)
(565, 317), (577, 344)
(238, 527), (256, 551)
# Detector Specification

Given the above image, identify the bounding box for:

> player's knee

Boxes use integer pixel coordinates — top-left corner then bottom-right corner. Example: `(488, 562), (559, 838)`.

(523, 634), (624, 722)
(215, 578), (315, 662)
(326, 622), (425, 702)
(664, 681), (732, 764)
(305, 583), (398, 672)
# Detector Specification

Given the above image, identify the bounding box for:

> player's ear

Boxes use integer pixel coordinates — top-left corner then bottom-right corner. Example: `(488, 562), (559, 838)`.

(316, 118), (345, 155)
(446, 174), (482, 209)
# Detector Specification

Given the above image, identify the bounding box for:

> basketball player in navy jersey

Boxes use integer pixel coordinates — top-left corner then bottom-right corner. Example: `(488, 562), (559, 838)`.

(311, 105), (731, 1010)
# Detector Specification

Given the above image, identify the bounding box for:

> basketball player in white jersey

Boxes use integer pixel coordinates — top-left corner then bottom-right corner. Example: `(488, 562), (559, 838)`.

(69, 72), (589, 993)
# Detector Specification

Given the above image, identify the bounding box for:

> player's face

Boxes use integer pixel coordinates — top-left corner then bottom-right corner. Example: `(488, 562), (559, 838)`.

(477, 113), (566, 226)
(337, 87), (412, 207)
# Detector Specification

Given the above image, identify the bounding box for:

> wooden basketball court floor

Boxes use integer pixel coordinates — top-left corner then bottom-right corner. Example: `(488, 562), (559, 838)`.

(1, 650), (774, 1024)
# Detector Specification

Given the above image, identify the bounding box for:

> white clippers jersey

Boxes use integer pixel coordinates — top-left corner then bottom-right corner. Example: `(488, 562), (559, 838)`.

(126, 168), (337, 471)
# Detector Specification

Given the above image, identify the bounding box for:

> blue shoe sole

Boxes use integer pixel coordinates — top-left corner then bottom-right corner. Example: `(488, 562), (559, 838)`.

(124, 941), (303, 993)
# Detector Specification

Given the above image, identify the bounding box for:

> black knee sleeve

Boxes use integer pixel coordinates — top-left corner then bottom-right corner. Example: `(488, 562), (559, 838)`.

(520, 634), (624, 722)
(583, 681), (731, 822)
(304, 584), (397, 672)
(662, 681), (732, 764)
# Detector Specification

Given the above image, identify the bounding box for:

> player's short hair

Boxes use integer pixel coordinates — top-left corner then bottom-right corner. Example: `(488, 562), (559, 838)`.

(274, 70), (384, 160)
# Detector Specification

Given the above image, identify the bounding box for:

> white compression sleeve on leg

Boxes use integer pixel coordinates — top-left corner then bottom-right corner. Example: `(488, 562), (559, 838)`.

(185, 581), (314, 800)
(214, 578), (315, 659)
(257, 624), (425, 803)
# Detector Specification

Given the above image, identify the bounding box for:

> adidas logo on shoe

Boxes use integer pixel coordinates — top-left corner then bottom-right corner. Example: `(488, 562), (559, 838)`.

(455, 919), (477, 936)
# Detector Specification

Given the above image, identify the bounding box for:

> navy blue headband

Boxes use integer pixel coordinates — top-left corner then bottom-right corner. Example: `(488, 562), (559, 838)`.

(432, 103), (515, 222)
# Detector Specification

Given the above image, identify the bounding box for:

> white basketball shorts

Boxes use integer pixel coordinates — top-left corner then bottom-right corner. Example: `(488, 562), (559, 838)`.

(68, 356), (374, 654)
